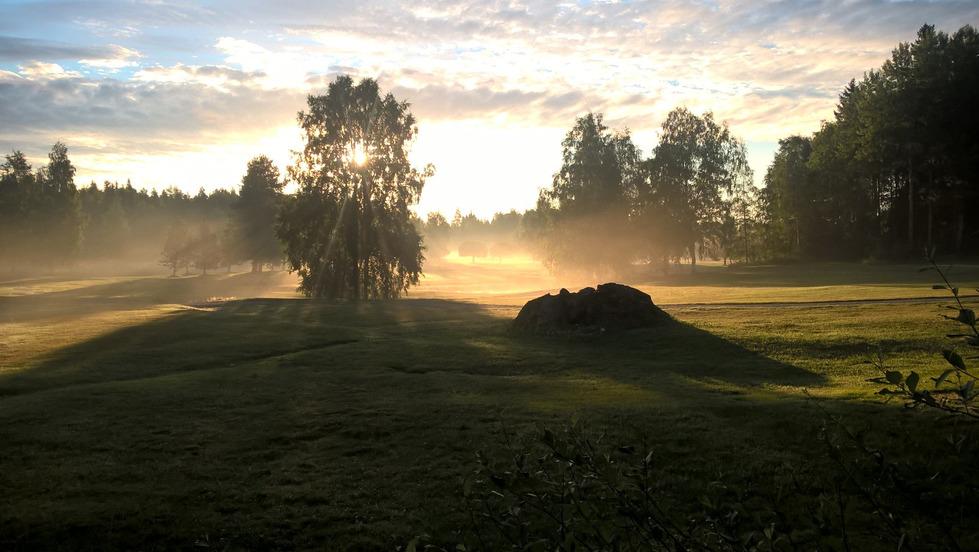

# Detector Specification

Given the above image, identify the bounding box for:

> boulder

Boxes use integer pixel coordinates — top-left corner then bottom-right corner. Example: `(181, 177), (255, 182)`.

(512, 283), (668, 334)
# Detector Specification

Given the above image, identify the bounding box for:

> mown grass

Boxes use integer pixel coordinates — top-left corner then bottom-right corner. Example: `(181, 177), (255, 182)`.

(413, 256), (979, 305)
(0, 263), (974, 550)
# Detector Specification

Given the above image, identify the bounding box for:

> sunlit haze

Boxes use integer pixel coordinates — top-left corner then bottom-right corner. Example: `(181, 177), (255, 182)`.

(2, 1), (977, 217)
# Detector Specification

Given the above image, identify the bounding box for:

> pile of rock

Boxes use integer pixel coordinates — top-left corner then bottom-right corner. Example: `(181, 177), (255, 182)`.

(512, 283), (668, 334)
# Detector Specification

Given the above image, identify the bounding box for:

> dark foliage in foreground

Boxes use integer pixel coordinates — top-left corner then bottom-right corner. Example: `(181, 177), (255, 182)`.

(418, 412), (976, 551)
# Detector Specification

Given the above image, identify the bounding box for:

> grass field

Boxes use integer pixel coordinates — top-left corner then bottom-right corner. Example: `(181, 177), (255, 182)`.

(1, 260), (977, 549)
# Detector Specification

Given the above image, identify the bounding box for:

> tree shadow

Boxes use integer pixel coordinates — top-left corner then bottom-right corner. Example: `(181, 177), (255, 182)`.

(0, 295), (826, 406)
(0, 297), (852, 550)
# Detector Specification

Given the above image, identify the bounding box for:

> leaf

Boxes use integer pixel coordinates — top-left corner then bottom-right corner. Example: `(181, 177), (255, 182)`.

(885, 371), (903, 385)
(934, 369), (956, 388)
(957, 309), (976, 326)
(933, 284), (948, 290)
(943, 349), (967, 371)
(406, 537), (419, 552)
(906, 371), (919, 393)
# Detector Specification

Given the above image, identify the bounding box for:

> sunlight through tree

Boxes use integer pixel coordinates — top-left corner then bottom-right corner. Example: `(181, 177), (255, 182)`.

(278, 76), (433, 299)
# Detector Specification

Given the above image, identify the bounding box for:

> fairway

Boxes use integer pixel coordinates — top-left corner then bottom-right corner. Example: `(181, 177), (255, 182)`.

(0, 261), (971, 549)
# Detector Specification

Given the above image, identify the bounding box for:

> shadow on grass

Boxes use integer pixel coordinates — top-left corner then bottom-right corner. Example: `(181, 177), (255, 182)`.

(0, 296), (826, 398)
(0, 271), (298, 324)
(0, 296), (850, 550)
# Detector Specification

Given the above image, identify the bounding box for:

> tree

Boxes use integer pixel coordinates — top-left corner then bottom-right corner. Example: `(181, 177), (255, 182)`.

(535, 113), (639, 275)
(278, 76), (432, 299)
(422, 212), (451, 257)
(760, 24), (979, 260)
(191, 222), (221, 276)
(458, 240), (488, 263)
(234, 155), (284, 272)
(220, 222), (242, 273)
(160, 224), (190, 277)
(728, 181), (758, 263)
(80, 189), (130, 259)
(762, 136), (813, 257)
(34, 143), (82, 267)
(642, 108), (751, 268)
(0, 151), (34, 271)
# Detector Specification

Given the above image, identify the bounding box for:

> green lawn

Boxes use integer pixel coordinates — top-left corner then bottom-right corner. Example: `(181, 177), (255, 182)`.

(0, 262), (974, 549)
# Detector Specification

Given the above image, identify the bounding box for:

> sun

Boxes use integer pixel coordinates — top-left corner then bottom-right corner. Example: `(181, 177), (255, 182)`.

(351, 142), (368, 166)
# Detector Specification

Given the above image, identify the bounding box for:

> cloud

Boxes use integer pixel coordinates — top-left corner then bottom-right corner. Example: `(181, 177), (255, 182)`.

(0, 67), (304, 152)
(387, 83), (586, 124)
(78, 44), (142, 71)
(16, 61), (82, 80)
(0, 36), (122, 62)
(133, 63), (268, 92)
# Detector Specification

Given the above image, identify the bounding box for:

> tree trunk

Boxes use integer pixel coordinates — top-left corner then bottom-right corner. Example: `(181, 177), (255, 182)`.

(876, 173), (883, 243)
(795, 220), (800, 255)
(690, 241), (697, 272)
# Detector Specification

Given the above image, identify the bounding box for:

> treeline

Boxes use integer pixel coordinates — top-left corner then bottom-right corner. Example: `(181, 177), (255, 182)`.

(760, 24), (979, 259)
(159, 156), (284, 275)
(0, 145), (284, 275)
(523, 23), (979, 274)
(420, 209), (526, 261)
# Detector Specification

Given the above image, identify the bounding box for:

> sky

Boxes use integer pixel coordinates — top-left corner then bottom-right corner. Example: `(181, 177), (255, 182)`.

(1, 1), (977, 218)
